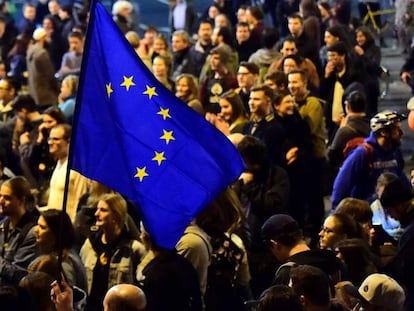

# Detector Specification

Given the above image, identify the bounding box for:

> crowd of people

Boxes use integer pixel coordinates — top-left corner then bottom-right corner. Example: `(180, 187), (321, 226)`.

(0, 0), (413, 310)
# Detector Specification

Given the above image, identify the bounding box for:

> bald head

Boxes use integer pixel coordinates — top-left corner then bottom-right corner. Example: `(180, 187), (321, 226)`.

(103, 284), (146, 311)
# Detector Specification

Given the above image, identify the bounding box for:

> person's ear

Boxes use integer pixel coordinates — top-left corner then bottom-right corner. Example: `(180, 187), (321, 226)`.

(270, 239), (279, 250)
(379, 129), (389, 137)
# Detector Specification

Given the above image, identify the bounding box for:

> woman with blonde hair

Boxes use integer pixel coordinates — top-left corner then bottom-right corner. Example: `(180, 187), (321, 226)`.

(175, 73), (204, 115)
(58, 74), (78, 123)
(80, 193), (146, 311)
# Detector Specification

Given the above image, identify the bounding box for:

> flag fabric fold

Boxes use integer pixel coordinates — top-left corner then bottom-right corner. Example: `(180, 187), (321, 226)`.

(71, 2), (245, 249)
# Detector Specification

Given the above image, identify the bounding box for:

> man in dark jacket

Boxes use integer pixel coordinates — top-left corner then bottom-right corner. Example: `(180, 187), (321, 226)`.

(327, 87), (370, 168)
(261, 215), (342, 287)
(171, 30), (198, 81)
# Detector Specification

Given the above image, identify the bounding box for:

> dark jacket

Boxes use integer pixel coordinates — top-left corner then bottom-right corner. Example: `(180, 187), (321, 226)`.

(233, 163), (290, 250)
(321, 56), (365, 140)
(273, 249), (342, 285)
(189, 41), (213, 77)
(172, 46), (198, 81)
(199, 70), (238, 113)
(388, 202), (414, 310)
(169, 2), (198, 35)
(327, 115), (370, 167)
(243, 114), (288, 166)
(274, 111), (312, 221)
(236, 38), (258, 63)
(142, 250), (202, 311)
(0, 212), (38, 284)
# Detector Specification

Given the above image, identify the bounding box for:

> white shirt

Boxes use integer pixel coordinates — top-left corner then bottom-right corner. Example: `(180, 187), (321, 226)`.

(46, 157), (88, 222)
(173, 1), (187, 30)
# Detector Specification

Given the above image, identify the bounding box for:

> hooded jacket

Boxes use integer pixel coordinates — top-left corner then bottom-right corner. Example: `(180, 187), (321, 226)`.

(331, 131), (409, 209)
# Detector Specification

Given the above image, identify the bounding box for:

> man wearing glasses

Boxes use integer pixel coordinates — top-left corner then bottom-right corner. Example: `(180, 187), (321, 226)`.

(235, 61), (259, 115)
(44, 124), (87, 222)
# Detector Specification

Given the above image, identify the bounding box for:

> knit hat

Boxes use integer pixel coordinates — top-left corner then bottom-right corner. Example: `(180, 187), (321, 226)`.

(210, 45), (231, 64)
(33, 27), (47, 41)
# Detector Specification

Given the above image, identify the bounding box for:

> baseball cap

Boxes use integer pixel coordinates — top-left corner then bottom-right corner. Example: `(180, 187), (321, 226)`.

(380, 178), (413, 209)
(344, 274), (405, 311)
(261, 214), (300, 242)
(370, 110), (407, 132)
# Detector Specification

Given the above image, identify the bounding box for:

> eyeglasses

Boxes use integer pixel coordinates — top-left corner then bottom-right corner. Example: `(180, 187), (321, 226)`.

(48, 137), (65, 142)
(320, 227), (336, 234)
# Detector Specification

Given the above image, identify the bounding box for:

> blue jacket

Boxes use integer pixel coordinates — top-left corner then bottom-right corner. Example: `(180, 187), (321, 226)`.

(331, 131), (409, 209)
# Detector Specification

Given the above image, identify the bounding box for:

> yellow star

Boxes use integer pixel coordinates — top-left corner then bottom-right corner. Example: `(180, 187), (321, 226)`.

(143, 85), (158, 99)
(106, 83), (113, 98)
(120, 75), (136, 91)
(160, 129), (175, 144)
(134, 166), (149, 182)
(152, 151), (166, 166)
(157, 107), (171, 120)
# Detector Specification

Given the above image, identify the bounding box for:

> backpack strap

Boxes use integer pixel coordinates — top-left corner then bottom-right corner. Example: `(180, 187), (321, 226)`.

(361, 142), (374, 170)
(182, 230), (212, 257)
(275, 261), (298, 279)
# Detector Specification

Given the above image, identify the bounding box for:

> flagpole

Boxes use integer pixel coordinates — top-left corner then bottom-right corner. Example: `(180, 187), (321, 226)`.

(57, 0), (99, 285)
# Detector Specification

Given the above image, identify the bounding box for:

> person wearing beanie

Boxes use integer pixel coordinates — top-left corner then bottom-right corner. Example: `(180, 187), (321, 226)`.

(27, 27), (59, 108)
(199, 45), (237, 114)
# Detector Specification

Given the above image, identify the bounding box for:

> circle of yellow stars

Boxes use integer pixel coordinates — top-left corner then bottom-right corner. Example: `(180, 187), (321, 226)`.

(105, 76), (174, 183)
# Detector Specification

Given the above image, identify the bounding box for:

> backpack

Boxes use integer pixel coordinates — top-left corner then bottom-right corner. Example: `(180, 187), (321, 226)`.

(342, 123), (373, 167)
(342, 137), (374, 162)
(205, 233), (245, 311)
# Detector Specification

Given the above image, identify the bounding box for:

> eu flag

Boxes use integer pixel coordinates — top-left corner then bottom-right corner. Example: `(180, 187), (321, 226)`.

(71, 2), (245, 249)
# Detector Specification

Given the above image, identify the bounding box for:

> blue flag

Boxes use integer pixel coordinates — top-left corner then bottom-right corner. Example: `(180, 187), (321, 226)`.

(71, 2), (245, 249)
